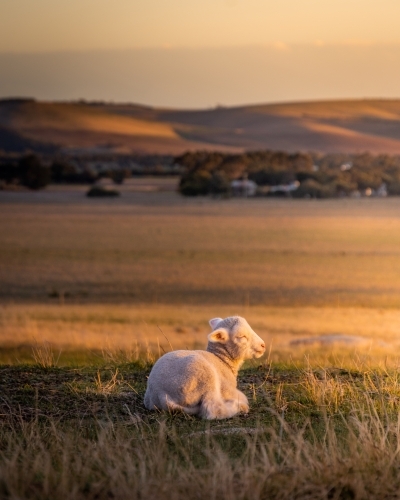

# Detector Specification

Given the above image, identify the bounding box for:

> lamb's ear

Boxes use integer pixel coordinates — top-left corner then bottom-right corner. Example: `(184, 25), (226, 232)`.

(208, 328), (229, 344)
(209, 317), (223, 330)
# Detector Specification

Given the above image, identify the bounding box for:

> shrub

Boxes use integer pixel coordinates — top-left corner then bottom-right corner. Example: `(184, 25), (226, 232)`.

(350, 168), (383, 190)
(179, 170), (211, 196)
(0, 162), (19, 183)
(387, 182), (400, 196)
(209, 171), (231, 196)
(293, 179), (336, 199)
(249, 169), (295, 186)
(51, 160), (79, 183)
(86, 186), (120, 197)
(18, 154), (50, 190)
(111, 168), (131, 185)
(175, 150), (400, 199)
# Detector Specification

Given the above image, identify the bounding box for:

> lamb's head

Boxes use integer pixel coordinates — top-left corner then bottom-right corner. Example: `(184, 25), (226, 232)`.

(207, 316), (265, 361)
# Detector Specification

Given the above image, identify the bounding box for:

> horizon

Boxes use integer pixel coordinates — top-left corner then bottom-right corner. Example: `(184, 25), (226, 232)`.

(2, 44), (400, 108)
(2, 94), (400, 111)
(2, 1), (400, 107)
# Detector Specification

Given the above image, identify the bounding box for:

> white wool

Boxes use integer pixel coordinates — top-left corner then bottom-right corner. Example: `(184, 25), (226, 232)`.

(144, 316), (265, 419)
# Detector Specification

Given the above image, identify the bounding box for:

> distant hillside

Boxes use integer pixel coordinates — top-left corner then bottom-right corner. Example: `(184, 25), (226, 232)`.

(1, 98), (400, 155)
(0, 125), (57, 154)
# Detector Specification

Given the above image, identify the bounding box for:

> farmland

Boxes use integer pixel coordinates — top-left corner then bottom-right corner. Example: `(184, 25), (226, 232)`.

(2, 185), (400, 498)
(2, 185), (400, 357)
(2, 186), (400, 308)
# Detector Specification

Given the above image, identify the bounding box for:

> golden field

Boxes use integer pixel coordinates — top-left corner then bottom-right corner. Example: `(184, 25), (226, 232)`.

(1, 184), (400, 364)
(1, 303), (400, 366)
(3, 185), (400, 498)
(4, 99), (400, 154)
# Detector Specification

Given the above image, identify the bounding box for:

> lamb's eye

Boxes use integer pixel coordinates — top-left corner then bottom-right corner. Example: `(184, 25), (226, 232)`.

(236, 336), (247, 342)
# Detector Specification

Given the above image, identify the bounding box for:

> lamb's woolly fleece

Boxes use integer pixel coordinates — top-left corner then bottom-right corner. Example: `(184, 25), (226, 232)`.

(144, 316), (265, 420)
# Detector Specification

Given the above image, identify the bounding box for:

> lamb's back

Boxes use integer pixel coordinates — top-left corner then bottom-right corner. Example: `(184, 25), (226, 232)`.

(148, 350), (217, 388)
(144, 350), (220, 409)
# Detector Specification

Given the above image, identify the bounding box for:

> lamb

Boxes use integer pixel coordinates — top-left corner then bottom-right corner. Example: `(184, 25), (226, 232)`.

(144, 316), (265, 419)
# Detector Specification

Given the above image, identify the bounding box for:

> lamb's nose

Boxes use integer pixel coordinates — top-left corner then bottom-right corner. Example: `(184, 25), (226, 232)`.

(261, 343), (265, 349)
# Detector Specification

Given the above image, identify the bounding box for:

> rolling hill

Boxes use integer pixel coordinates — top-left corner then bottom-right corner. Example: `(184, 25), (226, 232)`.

(1, 98), (400, 155)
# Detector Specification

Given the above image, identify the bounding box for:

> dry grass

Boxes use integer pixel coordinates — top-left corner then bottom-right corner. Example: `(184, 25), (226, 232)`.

(1, 303), (400, 366)
(93, 368), (122, 395)
(3, 415), (400, 500)
(31, 340), (61, 368)
(1, 190), (400, 366)
(13, 101), (178, 138)
(2, 360), (400, 499)
(7, 98), (400, 155)
(2, 192), (400, 307)
(4, 101), (238, 154)
(262, 99), (400, 119)
(2, 190), (400, 496)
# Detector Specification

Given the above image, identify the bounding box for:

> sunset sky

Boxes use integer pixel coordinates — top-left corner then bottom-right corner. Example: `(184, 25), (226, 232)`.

(1, 0), (400, 107)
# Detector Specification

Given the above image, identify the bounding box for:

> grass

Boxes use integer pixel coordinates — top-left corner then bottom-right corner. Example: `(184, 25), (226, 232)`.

(2, 190), (400, 306)
(3, 359), (400, 498)
(2, 188), (400, 497)
(1, 303), (399, 367)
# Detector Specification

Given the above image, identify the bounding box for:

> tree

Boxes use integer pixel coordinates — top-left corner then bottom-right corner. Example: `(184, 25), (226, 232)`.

(179, 170), (211, 196)
(209, 171), (231, 196)
(18, 154), (50, 189)
(51, 160), (78, 183)
(0, 162), (19, 183)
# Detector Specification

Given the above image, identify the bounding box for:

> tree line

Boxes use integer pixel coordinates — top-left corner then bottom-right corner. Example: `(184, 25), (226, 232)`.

(0, 154), (180, 190)
(3, 150), (400, 198)
(176, 151), (400, 197)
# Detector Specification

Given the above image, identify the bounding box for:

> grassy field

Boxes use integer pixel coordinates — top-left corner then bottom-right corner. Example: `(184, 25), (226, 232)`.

(2, 186), (400, 498)
(3, 360), (400, 498)
(2, 186), (400, 308)
(1, 303), (400, 367)
(1, 186), (400, 360)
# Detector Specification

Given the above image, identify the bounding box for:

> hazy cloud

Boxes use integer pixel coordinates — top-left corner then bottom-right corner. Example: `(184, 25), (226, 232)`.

(1, 44), (400, 108)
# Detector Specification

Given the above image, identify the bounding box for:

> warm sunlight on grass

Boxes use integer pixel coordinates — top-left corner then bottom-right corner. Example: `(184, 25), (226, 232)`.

(2, 191), (400, 498)
(1, 303), (400, 367)
(1, 192), (400, 367)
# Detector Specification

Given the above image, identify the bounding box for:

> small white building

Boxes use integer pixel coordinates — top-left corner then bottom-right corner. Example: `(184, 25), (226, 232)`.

(231, 179), (258, 197)
(268, 180), (300, 194)
(375, 183), (388, 197)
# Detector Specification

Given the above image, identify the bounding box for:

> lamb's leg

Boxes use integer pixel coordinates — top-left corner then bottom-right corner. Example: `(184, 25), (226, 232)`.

(235, 389), (249, 414)
(199, 396), (242, 420)
(144, 391), (199, 415)
(151, 393), (200, 416)
(165, 398), (201, 416)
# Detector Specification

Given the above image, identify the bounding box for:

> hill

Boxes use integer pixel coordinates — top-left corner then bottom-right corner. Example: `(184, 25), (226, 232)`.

(1, 98), (400, 154)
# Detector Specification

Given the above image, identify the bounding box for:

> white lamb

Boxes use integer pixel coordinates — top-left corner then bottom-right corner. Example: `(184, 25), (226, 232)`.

(144, 316), (265, 419)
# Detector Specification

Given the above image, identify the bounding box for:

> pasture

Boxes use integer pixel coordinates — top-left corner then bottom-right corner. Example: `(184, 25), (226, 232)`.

(2, 185), (400, 498)
(1, 186), (400, 358)
(2, 186), (400, 308)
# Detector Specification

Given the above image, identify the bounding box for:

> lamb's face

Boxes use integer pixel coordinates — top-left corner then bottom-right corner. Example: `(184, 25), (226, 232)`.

(208, 316), (266, 360)
(231, 318), (266, 359)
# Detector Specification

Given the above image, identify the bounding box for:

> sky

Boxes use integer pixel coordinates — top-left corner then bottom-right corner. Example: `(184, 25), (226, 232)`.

(1, 0), (400, 107)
